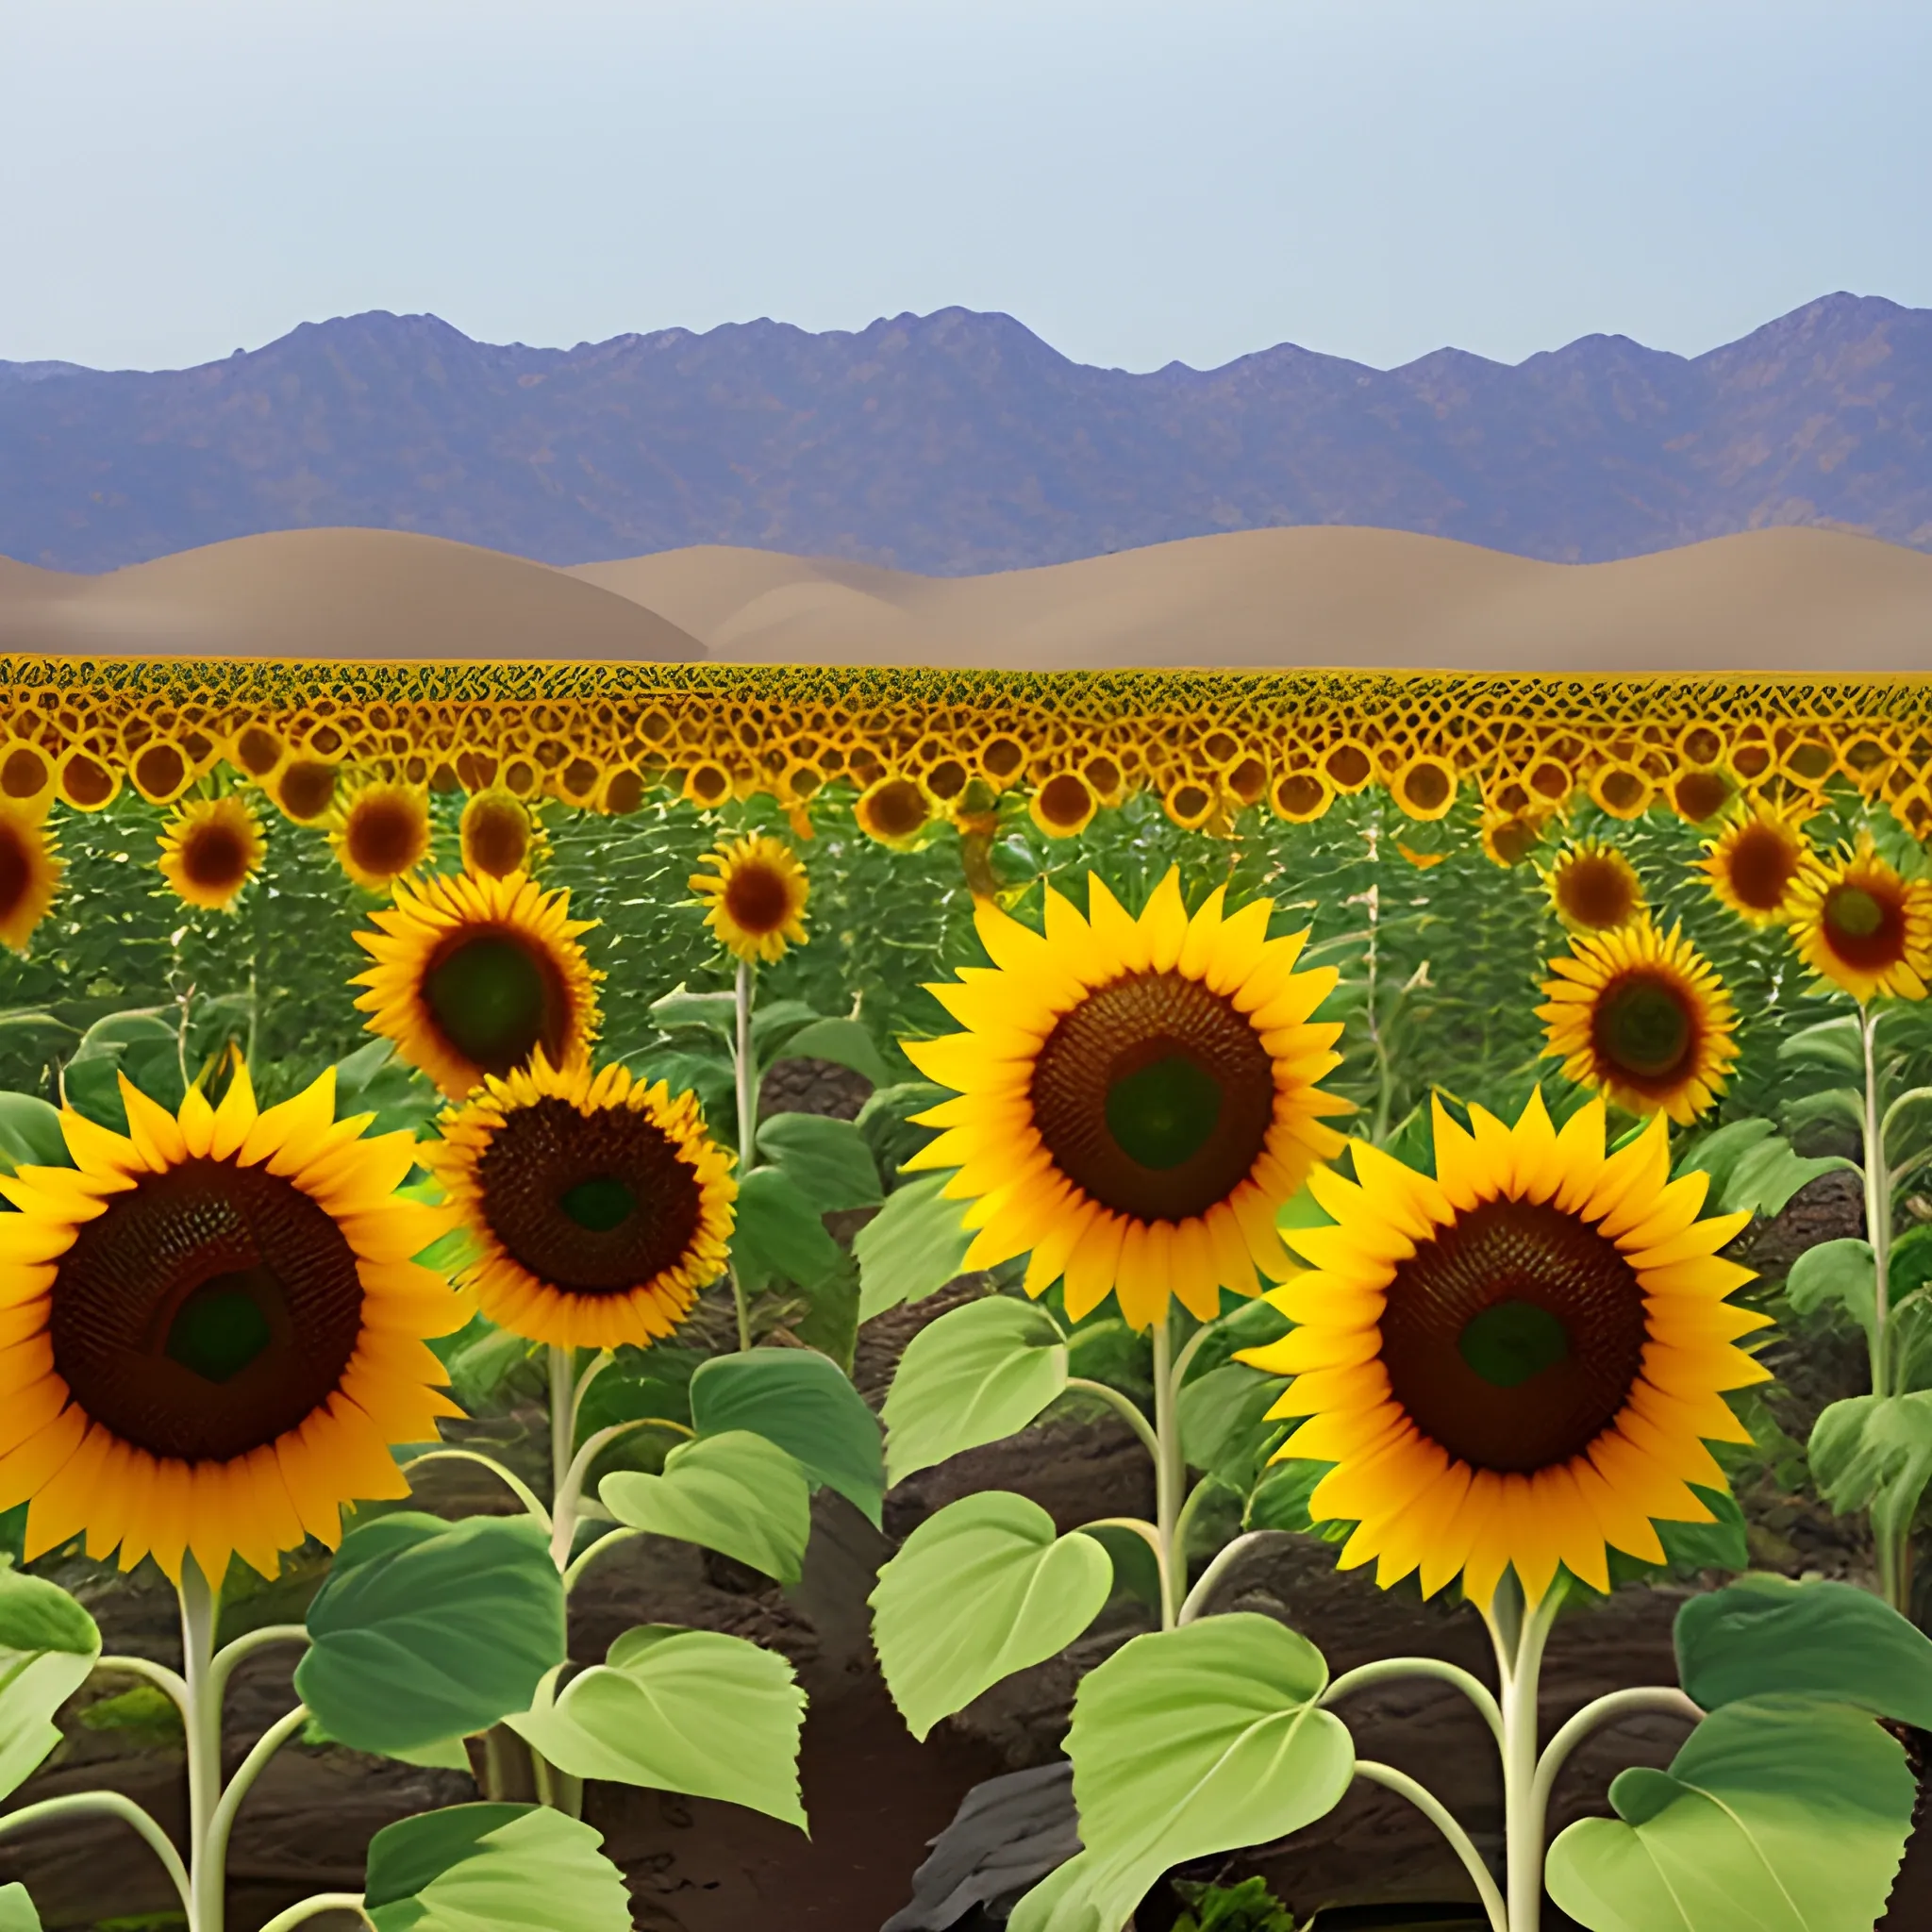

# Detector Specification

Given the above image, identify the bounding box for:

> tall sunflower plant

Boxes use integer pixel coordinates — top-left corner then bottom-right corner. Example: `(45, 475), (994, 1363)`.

(861, 868), (1932, 1932)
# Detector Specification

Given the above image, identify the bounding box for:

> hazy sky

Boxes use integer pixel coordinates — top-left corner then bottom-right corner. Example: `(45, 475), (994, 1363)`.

(5, 1), (1928, 375)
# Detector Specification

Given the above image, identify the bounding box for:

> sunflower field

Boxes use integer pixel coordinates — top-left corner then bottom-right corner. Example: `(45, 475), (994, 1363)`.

(0, 658), (1930, 1931)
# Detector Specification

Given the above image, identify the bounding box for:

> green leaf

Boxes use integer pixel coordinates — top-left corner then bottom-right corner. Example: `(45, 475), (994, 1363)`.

(731, 1165), (844, 1293)
(649, 985), (739, 1038)
(0, 1569), (101, 1802)
(855, 1080), (947, 1185)
(691, 1349), (885, 1527)
(1009, 1614), (1354, 1932)
(756, 1112), (882, 1210)
(297, 1513), (565, 1756)
(330, 1037), (441, 1136)
(574, 1343), (704, 1441)
(1676, 1574), (1932, 1727)
(363, 1803), (632, 1932)
(1808, 1391), (1932, 1546)
(775, 1016), (894, 1088)
(0, 1883), (41, 1932)
(1244, 1458), (1349, 1542)
(1545, 1695), (1912, 1932)
(749, 997), (822, 1058)
(883, 1296), (1068, 1485)
(1652, 1486), (1751, 1577)
(1724, 1132), (1854, 1219)
(1779, 1015), (1866, 1075)
(1177, 1363), (1289, 1490)
(870, 1492), (1113, 1740)
(439, 1318), (539, 1414)
(508, 1624), (807, 1827)
(0, 1093), (67, 1176)
(1786, 1238), (1875, 1336)
(854, 1173), (974, 1322)
(61, 1010), (182, 1129)
(599, 1430), (812, 1583)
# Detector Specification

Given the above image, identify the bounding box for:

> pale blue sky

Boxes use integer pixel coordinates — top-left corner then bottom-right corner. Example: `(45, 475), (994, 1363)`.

(4, 0), (1927, 375)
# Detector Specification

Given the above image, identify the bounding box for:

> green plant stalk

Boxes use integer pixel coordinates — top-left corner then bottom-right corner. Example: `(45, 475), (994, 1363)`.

(0, 1792), (192, 1921)
(1482, 1574), (1566, 1932)
(180, 1557), (225, 1932)
(731, 958), (757, 1352)
(256, 1894), (372, 1932)
(549, 1344), (576, 1512)
(1859, 1004), (1912, 1612)
(1151, 1309), (1187, 1629)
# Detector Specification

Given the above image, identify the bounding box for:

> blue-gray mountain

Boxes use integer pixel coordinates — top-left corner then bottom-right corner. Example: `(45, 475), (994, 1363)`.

(4, 293), (1929, 575)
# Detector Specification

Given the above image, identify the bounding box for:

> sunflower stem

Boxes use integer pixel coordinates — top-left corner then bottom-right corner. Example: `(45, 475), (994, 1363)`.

(401, 1448), (551, 1532)
(178, 1557), (225, 1932)
(1353, 1761), (1507, 1932)
(1150, 1311), (1186, 1628)
(0, 1791), (194, 1921)
(551, 1417), (691, 1571)
(203, 1704), (311, 1909)
(1859, 1006), (1914, 1612)
(1065, 1376), (1160, 1464)
(254, 1893), (373, 1932)
(731, 958), (757, 1353)
(1528, 1685), (1700, 1827)
(207, 1624), (309, 1707)
(1322, 1654), (1506, 1751)
(1483, 1574), (1566, 1932)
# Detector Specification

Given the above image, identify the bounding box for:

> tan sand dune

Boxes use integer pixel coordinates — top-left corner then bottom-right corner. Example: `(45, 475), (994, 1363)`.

(0, 528), (706, 662)
(571, 525), (1932, 674)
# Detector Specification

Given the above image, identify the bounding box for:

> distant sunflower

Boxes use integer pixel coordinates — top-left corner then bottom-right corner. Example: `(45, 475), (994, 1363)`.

(903, 869), (1348, 1330)
(1480, 808), (1547, 870)
(461, 790), (541, 880)
(353, 870), (601, 1099)
(1240, 1093), (1767, 1607)
(1544, 840), (1643, 934)
(691, 835), (808, 964)
(855, 776), (933, 850)
(0, 806), (61, 951)
(1789, 834), (1932, 1003)
(430, 1055), (736, 1351)
(1699, 808), (1811, 926)
(330, 782), (433, 891)
(1539, 920), (1738, 1124)
(0, 1060), (464, 1583)
(158, 797), (264, 912)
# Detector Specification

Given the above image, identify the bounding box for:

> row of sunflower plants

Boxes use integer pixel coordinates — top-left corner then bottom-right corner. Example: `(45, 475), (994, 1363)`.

(0, 828), (894, 1931)
(847, 853), (1932, 1932)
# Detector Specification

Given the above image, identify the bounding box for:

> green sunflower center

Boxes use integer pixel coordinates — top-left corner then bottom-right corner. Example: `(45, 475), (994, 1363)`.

(1030, 969), (1276, 1222)
(1380, 1197), (1647, 1474)
(1592, 973), (1694, 1084)
(478, 1097), (708, 1298)
(424, 930), (561, 1077)
(1830, 887), (1884, 938)
(51, 1158), (365, 1463)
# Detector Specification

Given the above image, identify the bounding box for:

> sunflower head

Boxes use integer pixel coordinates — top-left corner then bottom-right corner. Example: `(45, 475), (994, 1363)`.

(855, 776), (933, 850)
(1543, 840), (1644, 934)
(902, 868), (1349, 1331)
(461, 790), (541, 880)
(690, 834), (809, 964)
(1480, 807), (1547, 869)
(158, 796), (264, 913)
(1239, 1092), (1767, 1608)
(331, 781), (433, 891)
(1699, 807), (1811, 926)
(0, 805), (61, 951)
(1788, 834), (1932, 1004)
(353, 869), (602, 1099)
(1538, 919), (1739, 1124)
(430, 1055), (736, 1351)
(0, 1059), (466, 1584)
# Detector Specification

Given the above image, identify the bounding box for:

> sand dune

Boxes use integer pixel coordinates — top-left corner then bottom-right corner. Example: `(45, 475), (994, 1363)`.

(0, 528), (706, 661)
(3, 523), (1928, 675)
(571, 525), (1932, 674)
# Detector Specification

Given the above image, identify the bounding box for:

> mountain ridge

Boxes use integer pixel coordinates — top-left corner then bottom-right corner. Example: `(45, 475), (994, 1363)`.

(4, 293), (1929, 575)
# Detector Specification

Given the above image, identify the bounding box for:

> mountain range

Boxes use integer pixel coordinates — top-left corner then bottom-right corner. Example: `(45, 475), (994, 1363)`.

(3, 293), (1929, 575)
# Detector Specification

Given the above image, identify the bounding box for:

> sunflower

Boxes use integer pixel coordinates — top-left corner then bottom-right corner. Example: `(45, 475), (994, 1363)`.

(1538, 920), (1738, 1124)
(1239, 1093), (1767, 1607)
(1480, 807), (1547, 869)
(1543, 840), (1644, 934)
(0, 806), (61, 951)
(855, 776), (932, 850)
(690, 835), (808, 964)
(330, 781), (433, 891)
(461, 790), (541, 880)
(353, 870), (601, 1100)
(0, 1060), (465, 1584)
(1699, 808), (1811, 926)
(1788, 833), (1932, 1004)
(158, 797), (264, 913)
(429, 1055), (736, 1351)
(902, 869), (1348, 1330)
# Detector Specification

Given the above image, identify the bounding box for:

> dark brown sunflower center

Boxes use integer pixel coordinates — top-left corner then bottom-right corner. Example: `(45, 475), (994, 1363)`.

(864, 781), (928, 841)
(477, 1097), (704, 1296)
(422, 927), (565, 1077)
(50, 1158), (365, 1462)
(0, 826), (30, 916)
(1824, 883), (1906, 970)
(723, 861), (791, 936)
(1028, 969), (1275, 1222)
(1558, 858), (1634, 930)
(1726, 826), (1797, 910)
(347, 800), (423, 875)
(1380, 1197), (1647, 1474)
(183, 824), (248, 891)
(1591, 970), (1697, 1091)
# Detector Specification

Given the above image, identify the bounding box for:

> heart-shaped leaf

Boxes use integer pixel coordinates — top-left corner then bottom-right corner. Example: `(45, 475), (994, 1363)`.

(599, 1430), (811, 1583)
(855, 1174), (974, 1323)
(0, 1570), (100, 1802)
